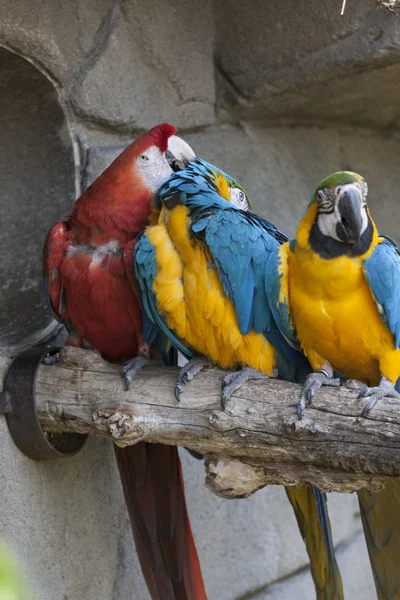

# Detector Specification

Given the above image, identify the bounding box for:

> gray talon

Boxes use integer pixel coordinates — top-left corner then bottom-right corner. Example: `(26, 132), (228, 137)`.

(175, 383), (183, 402)
(123, 356), (154, 389)
(221, 371), (239, 388)
(175, 357), (209, 401)
(42, 352), (60, 365)
(221, 367), (271, 410)
(298, 371), (341, 420)
(358, 376), (400, 416)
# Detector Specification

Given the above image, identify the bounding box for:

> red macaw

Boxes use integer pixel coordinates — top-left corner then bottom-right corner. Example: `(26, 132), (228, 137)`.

(43, 123), (207, 600)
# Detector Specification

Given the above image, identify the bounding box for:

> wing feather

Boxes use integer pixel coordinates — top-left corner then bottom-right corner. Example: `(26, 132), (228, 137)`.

(43, 221), (69, 324)
(363, 237), (400, 349)
(134, 231), (193, 359)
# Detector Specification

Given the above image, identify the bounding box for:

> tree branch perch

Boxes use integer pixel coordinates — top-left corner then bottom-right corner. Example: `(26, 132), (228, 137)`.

(1, 346), (400, 498)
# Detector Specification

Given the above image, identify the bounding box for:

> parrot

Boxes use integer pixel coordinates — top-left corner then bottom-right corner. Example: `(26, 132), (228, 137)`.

(43, 123), (209, 600)
(133, 157), (344, 600)
(265, 170), (400, 600)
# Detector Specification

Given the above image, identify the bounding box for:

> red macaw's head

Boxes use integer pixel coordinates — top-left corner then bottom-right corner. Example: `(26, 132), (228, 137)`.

(72, 123), (195, 239)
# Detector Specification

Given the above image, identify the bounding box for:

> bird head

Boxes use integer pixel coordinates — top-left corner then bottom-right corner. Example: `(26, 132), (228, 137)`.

(211, 169), (252, 210)
(74, 123), (195, 235)
(107, 122), (195, 194)
(301, 171), (375, 258)
(313, 171), (368, 244)
(155, 156), (252, 216)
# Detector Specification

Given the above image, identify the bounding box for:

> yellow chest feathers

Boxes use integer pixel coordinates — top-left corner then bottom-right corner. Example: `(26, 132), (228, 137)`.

(146, 205), (276, 373)
(288, 245), (397, 383)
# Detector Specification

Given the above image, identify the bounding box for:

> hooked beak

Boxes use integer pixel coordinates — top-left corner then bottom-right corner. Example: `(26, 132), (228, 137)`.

(336, 188), (363, 244)
(165, 135), (196, 172)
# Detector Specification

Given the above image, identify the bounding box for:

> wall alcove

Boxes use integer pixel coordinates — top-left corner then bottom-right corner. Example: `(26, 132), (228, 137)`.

(0, 48), (76, 352)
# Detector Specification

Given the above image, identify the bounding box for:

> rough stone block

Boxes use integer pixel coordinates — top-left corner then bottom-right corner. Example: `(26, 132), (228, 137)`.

(0, 0), (110, 85)
(1, 0), (215, 133)
(215, 0), (400, 129)
(0, 48), (76, 352)
(67, 0), (215, 131)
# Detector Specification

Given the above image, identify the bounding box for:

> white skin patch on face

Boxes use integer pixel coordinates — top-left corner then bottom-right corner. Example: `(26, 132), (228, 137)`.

(134, 145), (173, 193)
(229, 187), (250, 211)
(317, 181), (369, 241)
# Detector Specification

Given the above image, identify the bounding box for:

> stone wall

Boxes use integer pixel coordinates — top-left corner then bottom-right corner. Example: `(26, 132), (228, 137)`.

(1, 1), (400, 598)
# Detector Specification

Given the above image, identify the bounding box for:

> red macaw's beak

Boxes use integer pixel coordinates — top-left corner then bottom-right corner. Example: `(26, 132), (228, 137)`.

(165, 135), (196, 171)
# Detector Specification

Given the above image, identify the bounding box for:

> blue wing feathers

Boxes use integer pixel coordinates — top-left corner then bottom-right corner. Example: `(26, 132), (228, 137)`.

(194, 204), (309, 376)
(364, 238), (400, 349)
(134, 232), (194, 359)
(203, 210), (277, 336)
(137, 157), (309, 380)
(265, 246), (297, 344)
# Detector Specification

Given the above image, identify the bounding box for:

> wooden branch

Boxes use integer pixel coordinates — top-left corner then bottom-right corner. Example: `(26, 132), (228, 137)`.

(1, 346), (400, 498)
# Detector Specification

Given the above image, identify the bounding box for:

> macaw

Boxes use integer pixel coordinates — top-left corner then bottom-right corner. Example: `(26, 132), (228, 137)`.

(266, 170), (400, 600)
(134, 157), (344, 600)
(43, 123), (208, 600)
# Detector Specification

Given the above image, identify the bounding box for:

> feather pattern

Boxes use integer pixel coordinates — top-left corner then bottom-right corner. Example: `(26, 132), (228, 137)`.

(43, 124), (207, 600)
(286, 486), (343, 600)
(114, 443), (207, 600)
(361, 238), (400, 600)
(43, 221), (69, 325)
(135, 231), (193, 359)
(363, 237), (400, 350)
(201, 210), (282, 335)
(135, 158), (343, 600)
(285, 171), (400, 600)
(358, 481), (400, 600)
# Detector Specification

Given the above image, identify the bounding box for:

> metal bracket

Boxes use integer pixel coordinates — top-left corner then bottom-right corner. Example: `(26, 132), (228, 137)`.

(0, 346), (87, 460)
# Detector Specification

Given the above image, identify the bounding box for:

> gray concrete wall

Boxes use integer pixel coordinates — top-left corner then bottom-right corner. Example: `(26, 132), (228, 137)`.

(1, 1), (400, 598)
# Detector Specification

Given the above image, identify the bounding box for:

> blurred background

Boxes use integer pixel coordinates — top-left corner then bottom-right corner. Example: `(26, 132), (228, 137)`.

(1, 0), (399, 597)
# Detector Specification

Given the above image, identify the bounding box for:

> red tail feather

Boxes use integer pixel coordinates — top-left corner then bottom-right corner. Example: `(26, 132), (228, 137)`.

(114, 443), (207, 600)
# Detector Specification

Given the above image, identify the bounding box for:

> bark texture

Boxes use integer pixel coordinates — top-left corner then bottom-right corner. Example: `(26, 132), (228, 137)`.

(1, 346), (399, 498)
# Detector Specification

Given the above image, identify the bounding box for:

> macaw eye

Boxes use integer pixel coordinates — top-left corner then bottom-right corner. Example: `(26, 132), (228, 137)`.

(139, 154), (149, 163)
(230, 188), (244, 201)
(229, 187), (250, 210)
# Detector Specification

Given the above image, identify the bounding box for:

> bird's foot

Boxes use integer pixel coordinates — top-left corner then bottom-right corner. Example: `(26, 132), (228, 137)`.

(123, 356), (156, 389)
(357, 376), (400, 416)
(175, 357), (210, 401)
(298, 369), (342, 419)
(221, 367), (275, 410)
(42, 352), (60, 365)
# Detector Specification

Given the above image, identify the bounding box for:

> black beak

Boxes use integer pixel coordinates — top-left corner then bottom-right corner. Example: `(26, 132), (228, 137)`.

(336, 189), (362, 244)
(165, 150), (188, 173)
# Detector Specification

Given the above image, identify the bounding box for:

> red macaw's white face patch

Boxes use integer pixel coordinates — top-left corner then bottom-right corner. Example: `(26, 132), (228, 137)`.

(134, 135), (195, 193)
(134, 145), (174, 193)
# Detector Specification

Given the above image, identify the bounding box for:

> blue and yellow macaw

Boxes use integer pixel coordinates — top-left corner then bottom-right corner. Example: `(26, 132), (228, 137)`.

(266, 170), (400, 600)
(134, 157), (344, 600)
